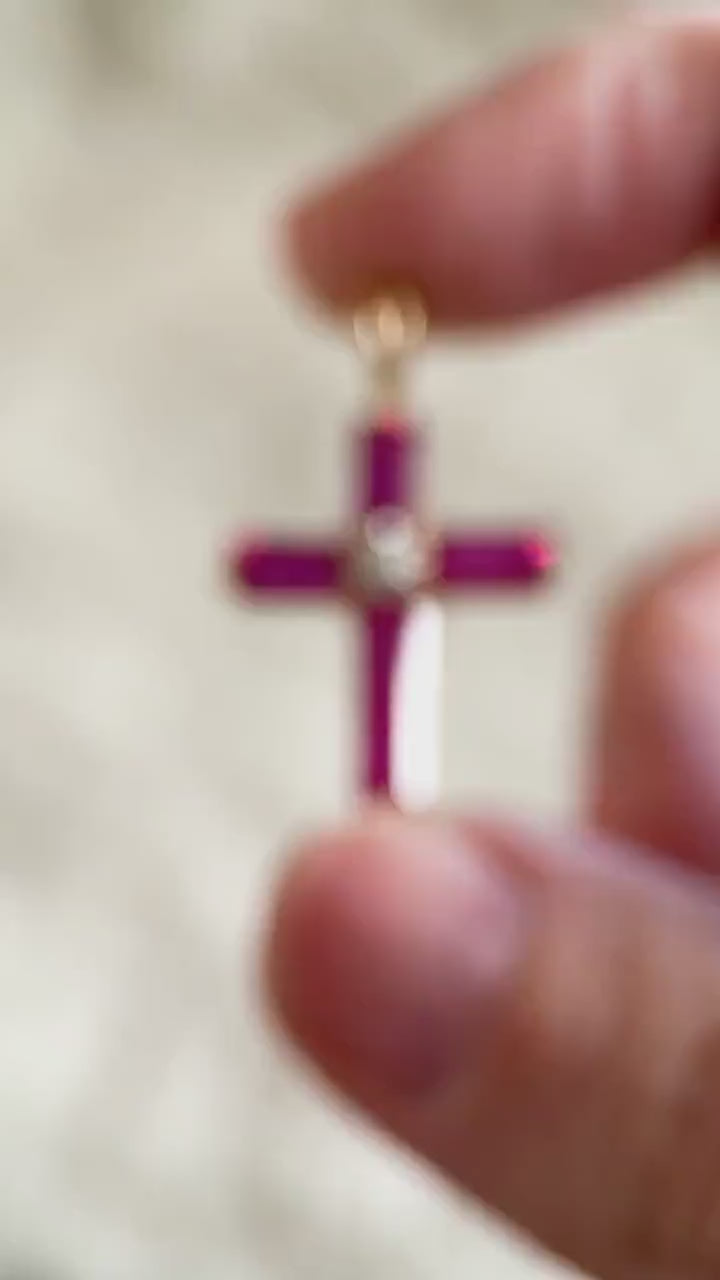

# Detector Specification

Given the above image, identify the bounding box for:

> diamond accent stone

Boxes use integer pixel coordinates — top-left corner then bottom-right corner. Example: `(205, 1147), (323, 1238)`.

(351, 508), (429, 601)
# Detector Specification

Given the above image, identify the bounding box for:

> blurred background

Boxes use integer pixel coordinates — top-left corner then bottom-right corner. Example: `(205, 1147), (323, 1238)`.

(0, 0), (716, 1277)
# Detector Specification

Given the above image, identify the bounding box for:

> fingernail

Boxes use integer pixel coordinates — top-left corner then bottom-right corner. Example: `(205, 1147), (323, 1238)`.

(643, 559), (720, 729)
(653, 561), (720, 777)
(663, 557), (720, 654)
(271, 819), (525, 1100)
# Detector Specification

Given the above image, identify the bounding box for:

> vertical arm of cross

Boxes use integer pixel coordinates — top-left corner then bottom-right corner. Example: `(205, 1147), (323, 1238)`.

(356, 415), (442, 808)
(358, 418), (411, 800)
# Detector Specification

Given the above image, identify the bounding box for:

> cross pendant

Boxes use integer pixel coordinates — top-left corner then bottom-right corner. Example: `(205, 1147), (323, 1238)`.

(229, 402), (555, 809)
(229, 296), (555, 809)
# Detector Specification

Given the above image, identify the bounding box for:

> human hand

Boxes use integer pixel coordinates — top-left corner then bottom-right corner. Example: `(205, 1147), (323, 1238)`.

(267, 16), (720, 1279)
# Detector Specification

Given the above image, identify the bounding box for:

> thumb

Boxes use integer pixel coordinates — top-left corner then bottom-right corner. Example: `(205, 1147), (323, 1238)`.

(268, 815), (720, 1279)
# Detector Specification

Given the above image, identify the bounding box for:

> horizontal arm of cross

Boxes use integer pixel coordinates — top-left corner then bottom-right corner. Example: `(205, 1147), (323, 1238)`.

(437, 533), (556, 591)
(232, 540), (345, 596)
(231, 531), (556, 600)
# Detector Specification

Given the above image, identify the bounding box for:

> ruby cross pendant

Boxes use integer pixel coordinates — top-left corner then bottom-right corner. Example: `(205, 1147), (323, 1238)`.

(228, 298), (556, 809)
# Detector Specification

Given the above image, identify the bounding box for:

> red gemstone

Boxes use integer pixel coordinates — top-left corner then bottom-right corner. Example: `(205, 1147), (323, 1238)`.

(232, 541), (344, 595)
(439, 533), (556, 588)
(358, 415), (418, 514)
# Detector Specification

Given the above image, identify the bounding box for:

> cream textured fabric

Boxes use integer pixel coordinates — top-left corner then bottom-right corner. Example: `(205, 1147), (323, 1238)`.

(0, 1), (716, 1277)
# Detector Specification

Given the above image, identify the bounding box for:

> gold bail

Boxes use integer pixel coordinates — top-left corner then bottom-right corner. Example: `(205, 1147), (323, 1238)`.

(352, 291), (428, 410)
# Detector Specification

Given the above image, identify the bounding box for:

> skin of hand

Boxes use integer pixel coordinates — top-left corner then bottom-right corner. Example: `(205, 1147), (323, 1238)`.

(266, 15), (720, 1280)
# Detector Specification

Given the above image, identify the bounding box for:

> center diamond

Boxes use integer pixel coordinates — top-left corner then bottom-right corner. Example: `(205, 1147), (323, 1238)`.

(350, 508), (430, 602)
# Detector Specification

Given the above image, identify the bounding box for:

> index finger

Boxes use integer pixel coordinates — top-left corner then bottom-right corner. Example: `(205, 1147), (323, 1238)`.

(287, 17), (720, 326)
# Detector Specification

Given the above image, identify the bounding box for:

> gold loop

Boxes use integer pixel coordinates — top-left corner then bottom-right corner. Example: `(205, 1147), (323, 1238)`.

(352, 292), (428, 364)
(353, 292), (427, 410)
